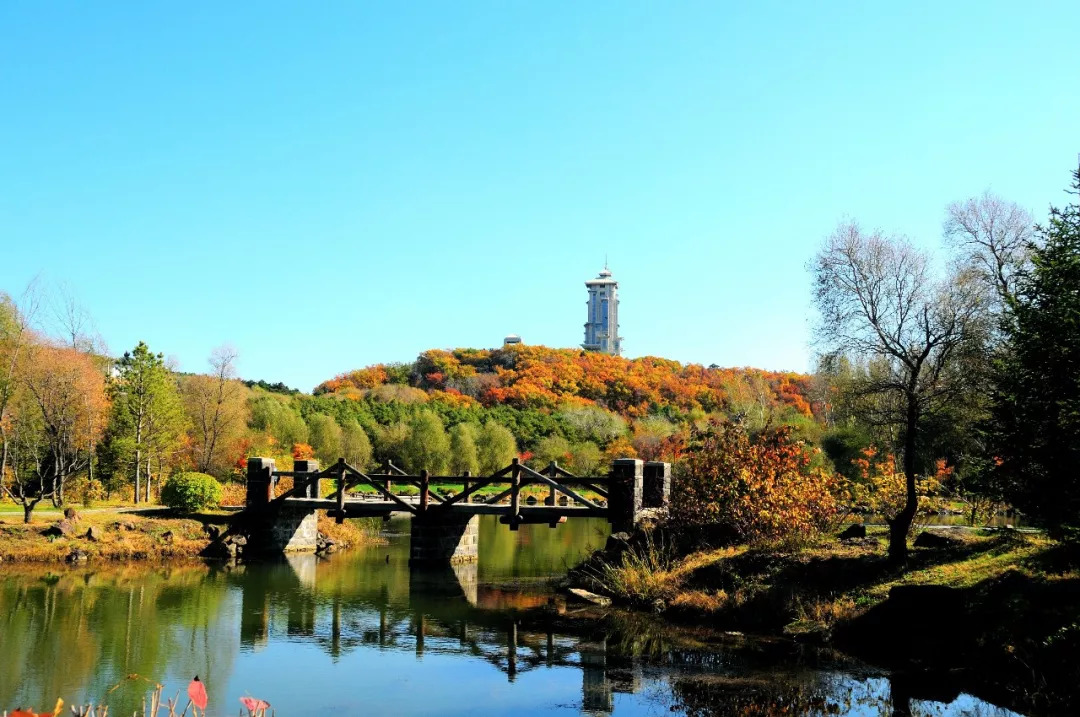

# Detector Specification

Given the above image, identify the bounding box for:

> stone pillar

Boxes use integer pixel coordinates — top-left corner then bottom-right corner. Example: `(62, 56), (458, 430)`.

(409, 514), (479, 566)
(643, 461), (671, 509)
(267, 507), (318, 553)
(608, 458), (643, 532)
(246, 457), (275, 507)
(294, 459), (320, 499)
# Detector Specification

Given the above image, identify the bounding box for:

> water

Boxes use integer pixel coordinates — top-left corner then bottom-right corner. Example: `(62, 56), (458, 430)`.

(0, 516), (1026, 716)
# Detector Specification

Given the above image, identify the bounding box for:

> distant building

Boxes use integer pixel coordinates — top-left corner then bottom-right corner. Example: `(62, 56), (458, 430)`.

(503, 334), (522, 347)
(583, 267), (621, 355)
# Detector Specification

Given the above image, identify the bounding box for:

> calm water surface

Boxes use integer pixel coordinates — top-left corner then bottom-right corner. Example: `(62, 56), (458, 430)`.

(0, 516), (1025, 716)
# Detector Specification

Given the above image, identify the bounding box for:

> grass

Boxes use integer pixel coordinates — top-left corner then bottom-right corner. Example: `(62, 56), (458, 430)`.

(574, 524), (1080, 711)
(0, 509), (213, 562)
(0, 505), (382, 562)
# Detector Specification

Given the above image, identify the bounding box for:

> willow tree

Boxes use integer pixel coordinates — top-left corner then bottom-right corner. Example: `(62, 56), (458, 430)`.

(812, 222), (986, 562)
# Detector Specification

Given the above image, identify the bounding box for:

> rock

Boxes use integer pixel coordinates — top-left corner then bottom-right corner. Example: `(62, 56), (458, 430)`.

(64, 507), (79, 521)
(914, 530), (963, 549)
(201, 541), (238, 560)
(114, 520), (136, 531)
(161, 530), (175, 544)
(42, 519), (77, 538)
(226, 534), (247, 547)
(65, 549), (89, 563)
(204, 524), (221, 540)
(566, 588), (612, 607)
(837, 523), (867, 540)
(85, 525), (102, 542)
(605, 532), (632, 553)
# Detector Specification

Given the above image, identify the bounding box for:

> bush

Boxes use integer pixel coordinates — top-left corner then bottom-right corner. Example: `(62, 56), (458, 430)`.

(672, 420), (844, 545)
(161, 472), (223, 512)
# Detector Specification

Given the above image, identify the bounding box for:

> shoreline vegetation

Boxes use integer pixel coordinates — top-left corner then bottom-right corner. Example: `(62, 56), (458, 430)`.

(566, 523), (1079, 713)
(0, 507), (382, 564)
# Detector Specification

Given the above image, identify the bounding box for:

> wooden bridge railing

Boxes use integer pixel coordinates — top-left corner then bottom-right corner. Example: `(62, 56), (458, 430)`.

(245, 456), (631, 529)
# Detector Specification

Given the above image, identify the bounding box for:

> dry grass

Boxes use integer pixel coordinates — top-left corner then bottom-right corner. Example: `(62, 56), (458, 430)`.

(317, 514), (385, 548)
(0, 510), (212, 563)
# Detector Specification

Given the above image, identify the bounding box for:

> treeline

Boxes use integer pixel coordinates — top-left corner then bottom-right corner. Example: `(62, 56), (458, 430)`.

(0, 291), (816, 522)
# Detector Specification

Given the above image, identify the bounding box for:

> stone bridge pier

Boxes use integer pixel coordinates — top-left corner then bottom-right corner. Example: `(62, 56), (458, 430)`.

(245, 457), (319, 554)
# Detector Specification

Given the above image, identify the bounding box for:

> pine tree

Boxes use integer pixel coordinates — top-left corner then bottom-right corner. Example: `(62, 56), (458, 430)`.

(992, 168), (1080, 536)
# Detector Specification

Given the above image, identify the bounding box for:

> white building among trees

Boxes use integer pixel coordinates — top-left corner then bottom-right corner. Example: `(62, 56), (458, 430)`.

(582, 267), (622, 355)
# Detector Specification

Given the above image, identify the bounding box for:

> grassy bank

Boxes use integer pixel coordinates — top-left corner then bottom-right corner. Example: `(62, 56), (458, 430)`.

(0, 507), (382, 563)
(572, 526), (1080, 710)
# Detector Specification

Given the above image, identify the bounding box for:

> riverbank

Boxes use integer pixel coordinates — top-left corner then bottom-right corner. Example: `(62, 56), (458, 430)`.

(0, 507), (381, 563)
(568, 524), (1080, 712)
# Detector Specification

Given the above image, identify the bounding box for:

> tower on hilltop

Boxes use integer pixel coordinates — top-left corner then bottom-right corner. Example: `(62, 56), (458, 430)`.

(583, 266), (622, 356)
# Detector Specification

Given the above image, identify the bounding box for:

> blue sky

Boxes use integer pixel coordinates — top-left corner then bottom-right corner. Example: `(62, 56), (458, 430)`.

(2, 1), (1077, 391)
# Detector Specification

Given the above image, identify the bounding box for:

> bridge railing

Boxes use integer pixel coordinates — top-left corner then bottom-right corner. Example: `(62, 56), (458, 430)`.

(245, 456), (670, 530)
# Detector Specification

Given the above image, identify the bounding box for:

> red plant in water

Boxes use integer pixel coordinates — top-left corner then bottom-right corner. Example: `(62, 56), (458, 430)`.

(240, 696), (272, 715)
(187, 676), (208, 714)
(8, 699), (63, 717)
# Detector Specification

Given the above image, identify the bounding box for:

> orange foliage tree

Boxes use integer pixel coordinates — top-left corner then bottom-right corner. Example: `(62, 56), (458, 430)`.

(672, 420), (843, 544)
(2, 344), (109, 521)
(315, 345), (815, 422)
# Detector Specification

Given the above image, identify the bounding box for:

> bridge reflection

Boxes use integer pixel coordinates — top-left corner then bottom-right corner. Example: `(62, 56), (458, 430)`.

(235, 553), (640, 713)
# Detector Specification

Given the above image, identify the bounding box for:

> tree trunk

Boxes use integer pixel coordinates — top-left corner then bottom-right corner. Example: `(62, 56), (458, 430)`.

(23, 502), (34, 524)
(889, 393), (920, 563)
(145, 455), (152, 503)
(134, 445), (141, 505)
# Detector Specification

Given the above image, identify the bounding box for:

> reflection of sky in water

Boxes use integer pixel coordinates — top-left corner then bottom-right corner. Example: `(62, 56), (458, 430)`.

(0, 516), (1026, 716)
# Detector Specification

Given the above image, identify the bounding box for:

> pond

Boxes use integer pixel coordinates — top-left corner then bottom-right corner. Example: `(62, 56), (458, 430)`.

(0, 516), (1026, 716)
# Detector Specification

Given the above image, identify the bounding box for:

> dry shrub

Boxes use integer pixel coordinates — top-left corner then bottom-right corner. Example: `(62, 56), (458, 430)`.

(670, 589), (728, 613)
(219, 481), (247, 507)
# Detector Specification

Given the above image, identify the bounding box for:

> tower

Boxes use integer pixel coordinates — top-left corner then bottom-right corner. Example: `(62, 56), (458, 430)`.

(583, 266), (621, 355)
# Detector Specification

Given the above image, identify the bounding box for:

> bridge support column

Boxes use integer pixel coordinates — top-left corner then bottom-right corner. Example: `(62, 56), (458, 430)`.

(245, 457), (319, 555)
(609, 458), (644, 533)
(409, 513), (479, 566)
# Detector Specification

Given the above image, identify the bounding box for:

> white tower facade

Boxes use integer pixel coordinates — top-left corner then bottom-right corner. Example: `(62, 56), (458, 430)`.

(583, 267), (621, 355)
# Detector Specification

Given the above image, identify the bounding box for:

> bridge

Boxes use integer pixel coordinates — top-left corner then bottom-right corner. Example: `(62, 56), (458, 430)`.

(242, 456), (671, 565)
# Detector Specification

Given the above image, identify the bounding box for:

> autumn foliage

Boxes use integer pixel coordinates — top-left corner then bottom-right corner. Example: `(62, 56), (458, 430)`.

(672, 420), (843, 544)
(316, 345), (815, 419)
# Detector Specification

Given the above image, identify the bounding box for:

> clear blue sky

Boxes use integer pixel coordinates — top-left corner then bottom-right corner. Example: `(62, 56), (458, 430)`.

(2, 1), (1077, 391)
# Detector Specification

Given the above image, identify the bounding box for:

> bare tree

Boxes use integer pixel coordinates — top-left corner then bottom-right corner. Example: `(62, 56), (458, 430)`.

(50, 283), (106, 355)
(812, 222), (987, 562)
(944, 191), (1034, 309)
(182, 345), (246, 475)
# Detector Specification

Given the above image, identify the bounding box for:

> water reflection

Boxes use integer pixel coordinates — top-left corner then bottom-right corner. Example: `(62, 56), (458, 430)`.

(0, 516), (1025, 716)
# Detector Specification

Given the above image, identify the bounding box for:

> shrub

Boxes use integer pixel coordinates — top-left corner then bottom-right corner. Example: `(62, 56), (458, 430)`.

(672, 420), (844, 545)
(161, 472), (222, 512)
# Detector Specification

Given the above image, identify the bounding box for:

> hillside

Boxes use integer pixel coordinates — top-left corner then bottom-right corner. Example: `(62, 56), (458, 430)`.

(315, 345), (816, 420)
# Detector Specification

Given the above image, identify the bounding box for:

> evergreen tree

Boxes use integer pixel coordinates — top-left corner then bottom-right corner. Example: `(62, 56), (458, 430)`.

(992, 168), (1080, 536)
(113, 342), (184, 503)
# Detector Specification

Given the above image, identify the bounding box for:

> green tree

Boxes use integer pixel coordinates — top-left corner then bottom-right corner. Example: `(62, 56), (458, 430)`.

(476, 421), (517, 474)
(374, 421), (410, 467)
(533, 435), (572, 467)
(341, 420), (373, 470)
(568, 441), (603, 475)
(180, 346), (247, 477)
(249, 394), (308, 448)
(557, 405), (627, 445)
(113, 342), (185, 503)
(401, 411), (450, 474)
(448, 422), (480, 474)
(992, 168), (1080, 536)
(307, 413), (344, 466)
